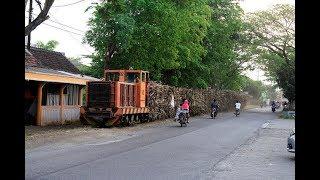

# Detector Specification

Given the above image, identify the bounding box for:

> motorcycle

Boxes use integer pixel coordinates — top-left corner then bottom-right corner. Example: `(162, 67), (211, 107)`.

(178, 112), (188, 127)
(271, 104), (276, 112)
(211, 108), (217, 119)
(235, 108), (240, 116)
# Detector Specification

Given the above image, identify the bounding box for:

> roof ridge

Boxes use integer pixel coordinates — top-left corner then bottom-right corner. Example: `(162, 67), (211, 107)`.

(28, 46), (65, 55)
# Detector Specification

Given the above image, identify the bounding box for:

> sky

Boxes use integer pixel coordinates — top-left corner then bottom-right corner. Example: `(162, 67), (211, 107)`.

(25, 0), (295, 84)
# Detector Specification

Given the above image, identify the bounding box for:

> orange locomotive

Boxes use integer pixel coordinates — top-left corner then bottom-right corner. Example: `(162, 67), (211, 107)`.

(81, 69), (150, 127)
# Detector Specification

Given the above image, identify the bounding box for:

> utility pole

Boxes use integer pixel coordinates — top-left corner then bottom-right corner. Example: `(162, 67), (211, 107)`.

(27, 0), (33, 50)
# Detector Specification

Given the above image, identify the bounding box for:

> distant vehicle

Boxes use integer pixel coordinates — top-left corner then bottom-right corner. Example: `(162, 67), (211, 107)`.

(287, 129), (295, 153)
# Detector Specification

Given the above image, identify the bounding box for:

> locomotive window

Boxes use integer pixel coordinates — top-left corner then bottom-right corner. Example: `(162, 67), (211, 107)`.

(126, 73), (139, 83)
(106, 73), (119, 81)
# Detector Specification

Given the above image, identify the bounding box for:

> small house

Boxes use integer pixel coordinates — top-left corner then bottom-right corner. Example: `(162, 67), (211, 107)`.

(25, 47), (99, 126)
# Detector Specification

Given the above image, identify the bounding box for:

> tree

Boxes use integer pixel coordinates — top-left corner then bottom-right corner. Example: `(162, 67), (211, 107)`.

(84, 0), (249, 90)
(241, 76), (264, 99)
(35, 40), (59, 50)
(245, 4), (295, 107)
(85, 0), (211, 87)
(25, 0), (55, 36)
(202, 0), (249, 90)
(69, 57), (92, 76)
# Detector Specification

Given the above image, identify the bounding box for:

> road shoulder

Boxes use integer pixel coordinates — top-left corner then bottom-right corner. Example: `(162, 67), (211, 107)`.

(206, 119), (295, 180)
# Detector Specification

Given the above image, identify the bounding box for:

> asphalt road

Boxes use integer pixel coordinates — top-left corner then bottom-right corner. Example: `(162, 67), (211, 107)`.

(26, 108), (291, 180)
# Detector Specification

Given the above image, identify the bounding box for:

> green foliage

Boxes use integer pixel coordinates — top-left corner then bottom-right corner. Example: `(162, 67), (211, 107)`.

(35, 40), (59, 51)
(68, 57), (93, 76)
(241, 76), (264, 99)
(245, 4), (295, 102)
(84, 0), (247, 90)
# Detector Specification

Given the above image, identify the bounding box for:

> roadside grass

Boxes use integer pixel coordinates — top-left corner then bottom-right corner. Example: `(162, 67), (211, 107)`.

(279, 112), (295, 119)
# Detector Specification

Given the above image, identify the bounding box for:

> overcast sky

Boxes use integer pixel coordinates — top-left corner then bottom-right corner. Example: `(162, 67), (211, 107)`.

(25, 0), (295, 83)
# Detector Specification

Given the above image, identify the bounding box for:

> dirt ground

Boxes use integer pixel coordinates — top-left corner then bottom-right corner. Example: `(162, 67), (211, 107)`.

(25, 118), (180, 150)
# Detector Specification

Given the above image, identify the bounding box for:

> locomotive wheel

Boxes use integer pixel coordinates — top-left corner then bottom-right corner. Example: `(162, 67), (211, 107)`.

(120, 115), (129, 127)
(134, 115), (140, 124)
(143, 114), (150, 122)
(139, 114), (147, 123)
(128, 115), (134, 126)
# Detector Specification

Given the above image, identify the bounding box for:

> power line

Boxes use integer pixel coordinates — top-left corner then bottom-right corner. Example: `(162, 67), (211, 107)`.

(46, 12), (92, 53)
(27, 11), (86, 33)
(48, 13), (85, 33)
(42, 22), (84, 36)
(25, 17), (85, 36)
(52, 0), (86, 8)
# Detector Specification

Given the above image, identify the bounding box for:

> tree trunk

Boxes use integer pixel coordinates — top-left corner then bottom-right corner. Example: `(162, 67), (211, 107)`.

(25, 0), (55, 36)
(104, 43), (116, 70)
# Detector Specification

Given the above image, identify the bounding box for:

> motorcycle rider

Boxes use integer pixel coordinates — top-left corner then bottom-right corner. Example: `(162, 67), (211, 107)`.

(175, 99), (190, 123)
(271, 101), (276, 112)
(234, 100), (241, 115)
(210, 99), (219, 118)
(181, 99), (190, 123)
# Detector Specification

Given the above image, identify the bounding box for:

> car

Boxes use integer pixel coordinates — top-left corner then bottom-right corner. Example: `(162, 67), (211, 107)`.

(287, 129), (295, 153)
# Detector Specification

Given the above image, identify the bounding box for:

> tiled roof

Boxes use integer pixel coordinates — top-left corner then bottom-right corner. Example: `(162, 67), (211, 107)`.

(25, 66), (99, 81)
(25, 49), (42, 67)
(26, 46), (81, 74)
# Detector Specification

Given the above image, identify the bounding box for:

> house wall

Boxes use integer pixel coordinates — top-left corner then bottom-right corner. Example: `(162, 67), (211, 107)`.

(41, 106), (80, 125)
(24, 81), (84, 126)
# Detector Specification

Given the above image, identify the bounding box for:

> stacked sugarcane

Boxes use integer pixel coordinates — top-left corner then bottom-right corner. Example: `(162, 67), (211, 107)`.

(147, 81), (250, 121)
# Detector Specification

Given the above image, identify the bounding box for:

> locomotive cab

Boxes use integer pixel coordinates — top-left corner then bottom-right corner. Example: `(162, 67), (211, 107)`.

(83, 69), (150, 127)
(105, 70), (149, 83)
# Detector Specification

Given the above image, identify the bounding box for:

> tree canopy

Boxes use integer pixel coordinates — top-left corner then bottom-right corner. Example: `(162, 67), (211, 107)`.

(35, 40), (59, 51)
(84, 0), (248, 90)
(245, 4), (295, 103)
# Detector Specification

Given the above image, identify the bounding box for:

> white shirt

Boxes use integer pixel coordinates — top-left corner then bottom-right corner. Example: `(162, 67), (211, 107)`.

(235, 103), (241, 109)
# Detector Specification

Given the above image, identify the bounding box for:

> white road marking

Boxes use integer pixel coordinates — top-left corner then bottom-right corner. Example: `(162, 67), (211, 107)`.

(84, 136), (137, 146)
(261, 122), (269, 129)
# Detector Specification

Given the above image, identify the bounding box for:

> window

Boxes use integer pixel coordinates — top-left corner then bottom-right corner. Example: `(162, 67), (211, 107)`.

(42, 83), (60, 106)
(63, 85), (79, 105)
(126, 73), (139, 83)
(106, 72), (119, 81)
